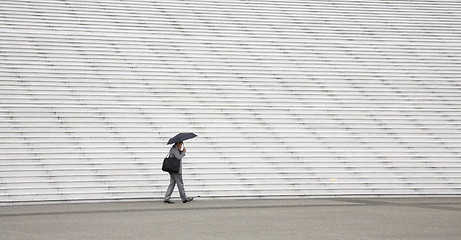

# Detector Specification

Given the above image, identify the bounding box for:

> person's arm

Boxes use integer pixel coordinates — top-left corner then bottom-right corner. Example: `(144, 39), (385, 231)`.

(171, 146), (186, 160)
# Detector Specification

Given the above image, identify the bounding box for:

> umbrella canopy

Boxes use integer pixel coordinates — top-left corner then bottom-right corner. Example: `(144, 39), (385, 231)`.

(167, 132), (197, 144)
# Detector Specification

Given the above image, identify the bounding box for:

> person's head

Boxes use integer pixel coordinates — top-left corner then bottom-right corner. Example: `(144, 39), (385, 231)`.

(175, 141), (183, 149)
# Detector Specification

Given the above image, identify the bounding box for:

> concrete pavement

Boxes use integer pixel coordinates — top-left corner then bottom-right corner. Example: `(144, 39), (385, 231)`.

(1, 198), (460, 240)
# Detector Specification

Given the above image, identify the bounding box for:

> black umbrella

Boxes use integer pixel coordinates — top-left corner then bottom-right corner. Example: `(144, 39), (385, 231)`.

(167, 132), (197, 144)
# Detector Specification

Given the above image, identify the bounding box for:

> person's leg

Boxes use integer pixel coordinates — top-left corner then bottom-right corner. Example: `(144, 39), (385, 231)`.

(172, 173), (188, 202)
(164, 173), (176, 201)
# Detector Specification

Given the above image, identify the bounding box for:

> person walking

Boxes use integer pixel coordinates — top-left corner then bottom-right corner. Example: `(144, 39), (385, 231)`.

(164, 141), (194, 204)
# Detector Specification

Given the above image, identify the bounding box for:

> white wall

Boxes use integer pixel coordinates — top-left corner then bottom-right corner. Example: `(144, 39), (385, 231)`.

(1, 0), (460, 204)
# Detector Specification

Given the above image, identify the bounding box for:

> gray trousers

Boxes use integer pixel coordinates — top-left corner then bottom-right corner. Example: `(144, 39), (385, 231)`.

(164, 173), (187, 201)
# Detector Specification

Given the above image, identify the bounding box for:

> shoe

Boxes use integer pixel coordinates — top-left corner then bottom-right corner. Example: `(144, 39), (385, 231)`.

(164, 200), (175, 204)
(183, 197), (194, 203)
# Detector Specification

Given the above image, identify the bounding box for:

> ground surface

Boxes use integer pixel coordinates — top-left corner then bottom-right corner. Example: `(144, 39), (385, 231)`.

(1, 198), (460, 240)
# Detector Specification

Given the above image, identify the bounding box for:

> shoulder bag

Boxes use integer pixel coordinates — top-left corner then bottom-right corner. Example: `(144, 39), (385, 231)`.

(162, 154), (180, 174)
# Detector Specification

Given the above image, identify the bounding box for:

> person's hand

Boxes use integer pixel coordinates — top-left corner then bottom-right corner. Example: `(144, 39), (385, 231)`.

(183, 148), (187, 153)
